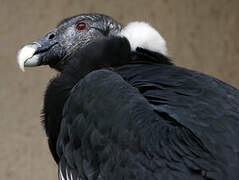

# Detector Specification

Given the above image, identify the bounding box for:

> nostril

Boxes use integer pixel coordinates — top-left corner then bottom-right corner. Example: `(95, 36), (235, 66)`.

(48, 33), (55, 40)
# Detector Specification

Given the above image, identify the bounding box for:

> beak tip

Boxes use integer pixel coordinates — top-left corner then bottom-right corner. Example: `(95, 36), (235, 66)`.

(19, 64), (25, 72)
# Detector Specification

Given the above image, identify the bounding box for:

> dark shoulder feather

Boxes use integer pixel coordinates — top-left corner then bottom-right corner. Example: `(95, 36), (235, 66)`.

(130, 47), (173, 65)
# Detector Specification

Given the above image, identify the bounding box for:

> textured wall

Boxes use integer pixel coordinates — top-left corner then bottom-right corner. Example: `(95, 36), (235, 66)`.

(1, 0), (238, 179)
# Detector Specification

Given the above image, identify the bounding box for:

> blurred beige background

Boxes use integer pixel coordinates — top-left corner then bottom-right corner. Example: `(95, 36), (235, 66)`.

(0, 0), (238, 179)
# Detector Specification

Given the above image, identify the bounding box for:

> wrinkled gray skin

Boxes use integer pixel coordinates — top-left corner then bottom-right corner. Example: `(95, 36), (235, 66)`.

(31, 14), (122, 71)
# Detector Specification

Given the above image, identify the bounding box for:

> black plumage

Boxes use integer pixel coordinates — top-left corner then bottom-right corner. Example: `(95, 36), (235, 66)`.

(17, 14), (239, 180)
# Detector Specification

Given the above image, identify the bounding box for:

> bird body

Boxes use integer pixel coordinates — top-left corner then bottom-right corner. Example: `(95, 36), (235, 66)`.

(17, 14), (239, 180)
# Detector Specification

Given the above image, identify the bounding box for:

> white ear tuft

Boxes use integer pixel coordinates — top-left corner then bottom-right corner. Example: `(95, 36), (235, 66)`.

(119, 21), (167, 56)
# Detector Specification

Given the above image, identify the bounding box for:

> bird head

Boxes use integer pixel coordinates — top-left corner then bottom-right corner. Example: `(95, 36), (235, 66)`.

(17, 14), (122, 71)
(17, 13), (167, 72)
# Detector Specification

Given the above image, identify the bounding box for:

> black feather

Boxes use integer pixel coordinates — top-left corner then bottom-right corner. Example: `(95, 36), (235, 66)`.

(42, 35), (239, 180)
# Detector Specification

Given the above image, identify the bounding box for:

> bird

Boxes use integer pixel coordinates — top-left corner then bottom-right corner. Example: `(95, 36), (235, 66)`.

(17, 13), (239, 180)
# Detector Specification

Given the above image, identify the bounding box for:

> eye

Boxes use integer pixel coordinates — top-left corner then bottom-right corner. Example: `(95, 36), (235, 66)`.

(76, 22), (86, 31)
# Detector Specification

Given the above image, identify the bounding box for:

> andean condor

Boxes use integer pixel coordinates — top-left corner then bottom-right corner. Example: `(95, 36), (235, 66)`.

(17, 14), (239, 180)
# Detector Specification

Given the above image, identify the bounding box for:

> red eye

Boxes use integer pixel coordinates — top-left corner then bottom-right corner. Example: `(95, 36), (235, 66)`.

(76, 22), (86, 31)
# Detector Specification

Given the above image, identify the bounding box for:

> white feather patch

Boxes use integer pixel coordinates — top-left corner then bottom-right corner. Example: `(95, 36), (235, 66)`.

(119, 21), (167, 55)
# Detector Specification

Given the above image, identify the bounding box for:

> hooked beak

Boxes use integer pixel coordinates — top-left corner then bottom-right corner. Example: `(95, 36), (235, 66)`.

(17, 29), (59, 72)
(17, 42), (42, 71)
(17, 41), (58, 72)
